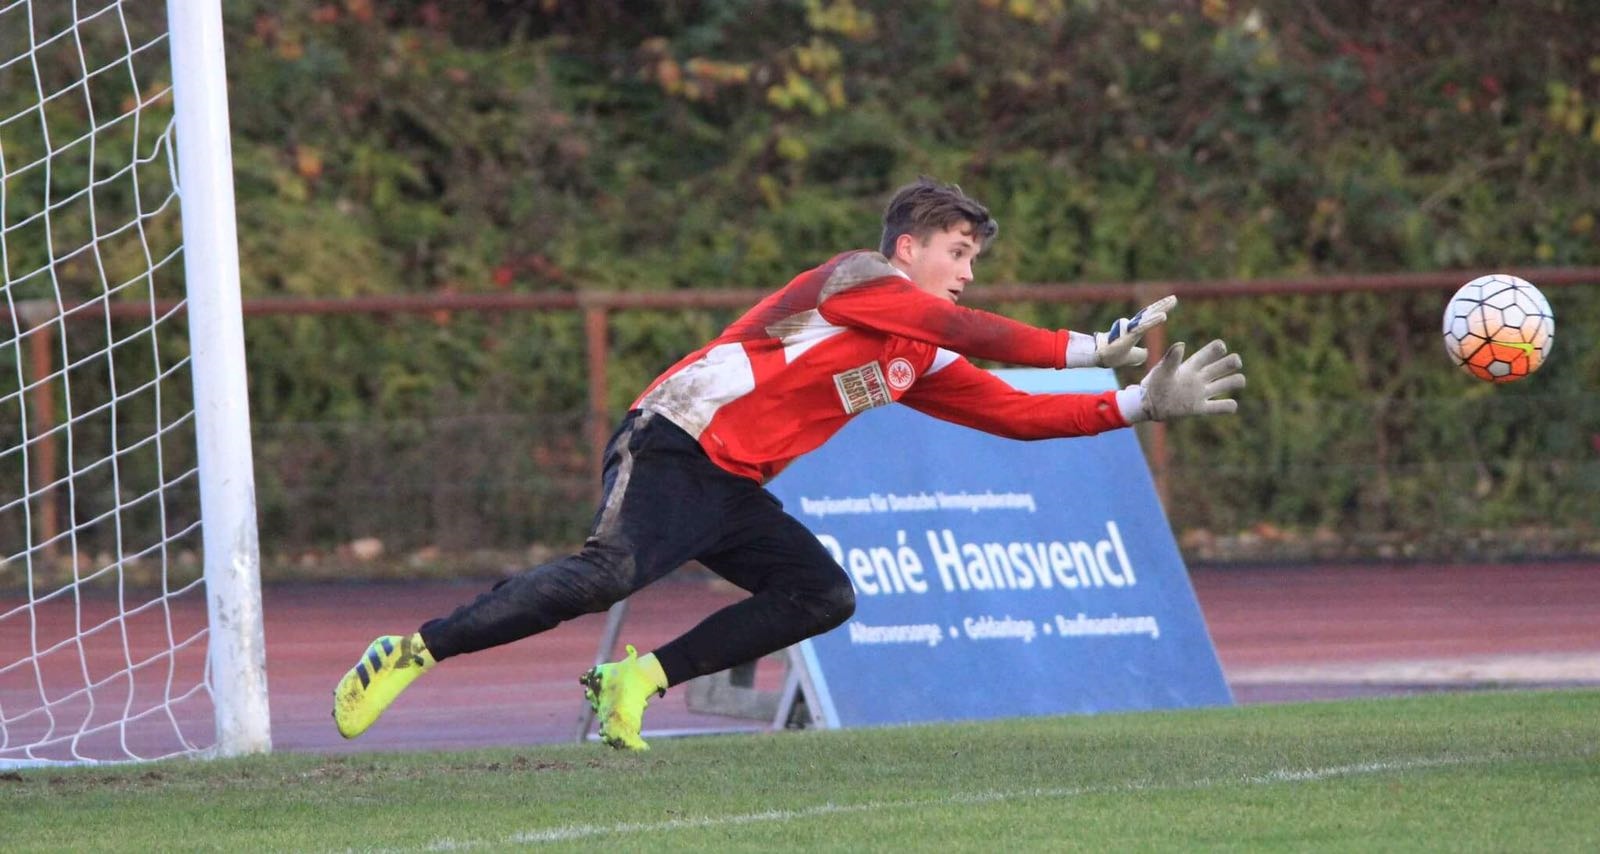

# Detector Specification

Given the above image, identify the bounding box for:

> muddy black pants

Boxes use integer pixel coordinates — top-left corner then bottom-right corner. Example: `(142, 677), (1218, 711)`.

(417, 409), (856, 686)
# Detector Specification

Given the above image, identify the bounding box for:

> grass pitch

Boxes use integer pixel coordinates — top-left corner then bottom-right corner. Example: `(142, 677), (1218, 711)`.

(5, 689), (1597, 852)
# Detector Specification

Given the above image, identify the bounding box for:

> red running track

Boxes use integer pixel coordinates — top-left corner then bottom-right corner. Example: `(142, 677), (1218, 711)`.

(273, 562), (1600, 754)
(5, 563), (1597, 760)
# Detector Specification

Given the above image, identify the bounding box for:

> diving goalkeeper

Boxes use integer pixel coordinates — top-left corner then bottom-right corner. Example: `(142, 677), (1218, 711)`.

(332, 177), (1245, 750)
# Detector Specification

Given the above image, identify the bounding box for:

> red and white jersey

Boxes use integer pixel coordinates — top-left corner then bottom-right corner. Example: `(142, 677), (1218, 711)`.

(634, 250), (1128, 483)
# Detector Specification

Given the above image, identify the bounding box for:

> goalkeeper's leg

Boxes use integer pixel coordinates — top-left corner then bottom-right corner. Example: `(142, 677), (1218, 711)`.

(330, 411), (714, 740)
(330, 543), (642, 740)
(577, 529), (853, 752)
(571, 452), (856, 750)
(645, 501), (858, 690)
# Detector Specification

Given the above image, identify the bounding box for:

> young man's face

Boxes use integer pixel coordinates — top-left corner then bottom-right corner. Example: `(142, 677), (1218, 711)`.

(891, 224), (982, 304)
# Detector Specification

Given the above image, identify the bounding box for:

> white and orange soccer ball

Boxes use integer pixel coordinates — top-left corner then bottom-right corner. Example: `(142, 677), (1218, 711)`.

(1441, 274), (1555, 383)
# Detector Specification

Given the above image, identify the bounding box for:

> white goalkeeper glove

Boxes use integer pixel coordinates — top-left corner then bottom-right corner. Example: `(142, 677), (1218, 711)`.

(1067, 295), (1177, 369)
(1117, 339), (1245, 423)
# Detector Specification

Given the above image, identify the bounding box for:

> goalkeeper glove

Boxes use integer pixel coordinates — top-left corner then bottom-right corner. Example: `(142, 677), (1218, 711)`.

(1066, 295), (1177, 369)
(1117, 339), (1245, 423)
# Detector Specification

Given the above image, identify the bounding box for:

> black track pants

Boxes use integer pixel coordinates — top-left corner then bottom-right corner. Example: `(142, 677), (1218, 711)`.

(417, 410), (856, 686)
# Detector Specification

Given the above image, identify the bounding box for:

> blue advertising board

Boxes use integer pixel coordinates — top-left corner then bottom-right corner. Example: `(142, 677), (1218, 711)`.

(768, 368), (1232, 728)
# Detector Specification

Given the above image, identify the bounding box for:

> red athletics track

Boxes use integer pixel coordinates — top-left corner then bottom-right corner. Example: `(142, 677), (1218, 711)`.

(4, 563), (1596, 760)
(270, 562), (1599, 755)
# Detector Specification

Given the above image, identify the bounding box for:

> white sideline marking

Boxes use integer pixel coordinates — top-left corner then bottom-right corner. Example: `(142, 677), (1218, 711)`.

(408, 751), (1574, 851)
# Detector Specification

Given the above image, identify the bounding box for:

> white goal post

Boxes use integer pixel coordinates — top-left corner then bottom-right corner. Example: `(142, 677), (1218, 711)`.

(1, 0), (268, 765)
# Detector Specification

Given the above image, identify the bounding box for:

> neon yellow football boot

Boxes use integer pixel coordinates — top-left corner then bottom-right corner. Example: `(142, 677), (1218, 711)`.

(332, 632), (435, 739)
(579, 644), (667, 751)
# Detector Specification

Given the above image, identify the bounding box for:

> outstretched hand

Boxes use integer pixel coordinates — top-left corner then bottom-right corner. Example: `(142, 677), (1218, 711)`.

(1136, 339), (1246, 421)
(1095, 295), (1177, 368)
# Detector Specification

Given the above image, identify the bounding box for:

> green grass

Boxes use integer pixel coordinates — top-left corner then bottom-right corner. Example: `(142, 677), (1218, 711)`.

(5, 689), (1598, 852)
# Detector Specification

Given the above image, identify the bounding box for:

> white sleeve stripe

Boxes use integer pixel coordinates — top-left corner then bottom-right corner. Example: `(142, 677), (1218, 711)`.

(927, 348), (961, 375)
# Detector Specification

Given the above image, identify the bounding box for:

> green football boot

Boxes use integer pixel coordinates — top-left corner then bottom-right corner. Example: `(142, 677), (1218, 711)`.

(579, 644), (667, 751)
(331, 632), (435, 739)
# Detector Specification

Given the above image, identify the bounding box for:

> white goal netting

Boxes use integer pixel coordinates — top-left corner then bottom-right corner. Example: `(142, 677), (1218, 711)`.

(1, 0), (264, 766)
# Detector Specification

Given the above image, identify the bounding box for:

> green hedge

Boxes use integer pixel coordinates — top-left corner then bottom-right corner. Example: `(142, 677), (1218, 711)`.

(5, 1), (1598, 572)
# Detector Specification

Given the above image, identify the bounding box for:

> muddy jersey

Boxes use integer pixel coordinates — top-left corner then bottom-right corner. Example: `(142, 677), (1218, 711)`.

(633, 250), (1128, 483)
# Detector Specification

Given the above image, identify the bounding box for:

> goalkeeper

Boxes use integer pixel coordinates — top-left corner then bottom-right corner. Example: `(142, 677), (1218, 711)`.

(332, 177), (1245, 750)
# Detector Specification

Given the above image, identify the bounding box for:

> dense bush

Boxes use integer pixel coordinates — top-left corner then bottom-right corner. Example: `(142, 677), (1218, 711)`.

(6, 1), (1599, 572)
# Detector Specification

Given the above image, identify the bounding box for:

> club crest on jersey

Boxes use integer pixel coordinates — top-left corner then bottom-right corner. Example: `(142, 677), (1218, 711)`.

(886, 357), (916, 391)
(833, 361), (893, 414)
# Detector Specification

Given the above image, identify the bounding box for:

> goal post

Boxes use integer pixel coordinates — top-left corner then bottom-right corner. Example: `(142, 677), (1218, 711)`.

(0, 0), (268, 765)
(168, 0), (269, 760)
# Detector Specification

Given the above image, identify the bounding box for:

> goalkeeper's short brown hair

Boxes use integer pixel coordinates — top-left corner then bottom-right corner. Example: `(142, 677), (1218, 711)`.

(879, 177), (998, 256)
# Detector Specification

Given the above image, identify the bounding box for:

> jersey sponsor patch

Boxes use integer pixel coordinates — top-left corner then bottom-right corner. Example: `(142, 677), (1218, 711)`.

(886, 357), (916, 391)
(834, 361), (892, 414)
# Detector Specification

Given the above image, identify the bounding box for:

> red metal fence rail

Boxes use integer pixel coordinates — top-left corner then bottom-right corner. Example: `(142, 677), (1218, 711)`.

(9, 266), (1599, 550)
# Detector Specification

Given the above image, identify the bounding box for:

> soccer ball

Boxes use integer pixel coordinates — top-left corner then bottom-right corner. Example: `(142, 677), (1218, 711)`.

(1441, 274), (1554, 383)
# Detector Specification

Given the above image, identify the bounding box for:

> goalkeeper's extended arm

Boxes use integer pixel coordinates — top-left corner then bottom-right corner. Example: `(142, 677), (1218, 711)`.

(1064, 295), (1178, 369)
(1114, 339), (1246, 423)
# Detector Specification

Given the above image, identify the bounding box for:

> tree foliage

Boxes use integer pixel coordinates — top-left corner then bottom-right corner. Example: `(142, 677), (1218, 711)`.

(9, 1), (1600, 567)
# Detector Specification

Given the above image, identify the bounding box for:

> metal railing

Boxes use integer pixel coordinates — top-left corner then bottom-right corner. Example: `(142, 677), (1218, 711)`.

(8, 265), (1600, 558)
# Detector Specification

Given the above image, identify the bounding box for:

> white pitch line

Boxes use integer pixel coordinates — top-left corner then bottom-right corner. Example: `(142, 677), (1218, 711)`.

(408, 750), (1582, 852)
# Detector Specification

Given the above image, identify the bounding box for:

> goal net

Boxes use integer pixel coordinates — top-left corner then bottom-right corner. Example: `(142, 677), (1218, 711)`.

(1, 0), (267, 766)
